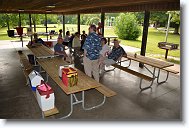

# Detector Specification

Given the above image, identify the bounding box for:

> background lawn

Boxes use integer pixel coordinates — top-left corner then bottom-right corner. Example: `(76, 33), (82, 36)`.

(0, 24), (180, 63)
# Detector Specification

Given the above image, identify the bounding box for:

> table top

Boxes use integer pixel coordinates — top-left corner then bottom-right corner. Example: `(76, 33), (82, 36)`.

(123, 52), (174, 69)
(27, 44), (55, 58)
(37, 57), (101, 95)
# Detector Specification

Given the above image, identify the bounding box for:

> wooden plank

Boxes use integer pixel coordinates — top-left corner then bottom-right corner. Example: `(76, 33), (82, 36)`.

(95, 85), (116, 97)
(27, 45), (54, 58)
(162, 67), (179, 74)
(18, 53), (33, 70)
(112, 64), (154, 81)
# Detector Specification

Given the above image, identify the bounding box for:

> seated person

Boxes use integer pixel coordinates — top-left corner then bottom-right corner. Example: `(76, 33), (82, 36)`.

(30, 33), (48, 47)
(63, 31), (70, 46)
(99, 37), (111, 69)
(72, 32), (81, 50)
(54, 38), (68, 60)
(100, 39), (126, 72)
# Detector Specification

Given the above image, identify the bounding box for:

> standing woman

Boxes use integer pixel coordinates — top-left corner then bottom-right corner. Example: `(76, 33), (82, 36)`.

(82, 24), (102, 82)
(58, 29), (63, 39)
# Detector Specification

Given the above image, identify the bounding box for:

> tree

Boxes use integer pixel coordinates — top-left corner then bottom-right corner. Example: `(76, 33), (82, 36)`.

(114, 13), (141, 40)
(133, 12), (144, 25)
(150, 11), (168, 28)
(167, 11), (180, 34)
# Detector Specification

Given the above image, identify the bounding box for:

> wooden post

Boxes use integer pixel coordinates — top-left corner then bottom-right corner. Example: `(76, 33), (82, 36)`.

(29, 14), (32, 42)
(101, 12), (105, 37)
(6, 14), (10, 30)
(62, 14), (65, 38)
(33, 15), (36, 33)
(78, 14), (80, 34)
(139, 11), (150, 68)
(18, 12), (21, 27)
(45, 14), (48, 41)
(18, 12), (23, 47)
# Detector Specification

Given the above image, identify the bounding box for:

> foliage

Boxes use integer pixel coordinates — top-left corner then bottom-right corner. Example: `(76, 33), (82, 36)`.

(133, 12), (144, 25)
(167, 11), (180, 24)
(150, 11), (168, 27)
(114, 13), (141, 40)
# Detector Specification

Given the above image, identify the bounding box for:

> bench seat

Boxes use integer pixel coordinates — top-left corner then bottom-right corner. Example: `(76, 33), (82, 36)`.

(18, 52), (59, 118)
(95, 85), (116, 97)
(162, 67), (179, 74)
(112, 64), (154, 81)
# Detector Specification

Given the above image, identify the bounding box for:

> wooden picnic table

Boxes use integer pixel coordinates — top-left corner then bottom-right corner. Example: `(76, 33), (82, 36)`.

(105, 36), (118, 45)
(37, 57), (101, 95)
(36, 57), (116, 119)
(122, 52), (175, 85)
(27, 44), (55, 58)
(124, 52), (174, 69)
(26, 43), (116, 118)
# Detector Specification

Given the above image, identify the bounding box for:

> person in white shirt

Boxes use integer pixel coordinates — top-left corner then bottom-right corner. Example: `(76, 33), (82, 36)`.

(99, 37), (111, 73)
(72, 32), (81, 50)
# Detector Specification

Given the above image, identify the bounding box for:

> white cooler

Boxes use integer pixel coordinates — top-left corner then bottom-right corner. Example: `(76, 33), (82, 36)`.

(28, 70), (44, 91)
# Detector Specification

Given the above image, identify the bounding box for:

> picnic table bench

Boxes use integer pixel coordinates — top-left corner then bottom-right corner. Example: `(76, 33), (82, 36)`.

(109, 52), (179, 90)
(17, 52), (59, 118)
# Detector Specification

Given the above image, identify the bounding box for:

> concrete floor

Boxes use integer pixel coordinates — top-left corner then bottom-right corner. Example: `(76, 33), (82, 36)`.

(0, 40), (181, 120)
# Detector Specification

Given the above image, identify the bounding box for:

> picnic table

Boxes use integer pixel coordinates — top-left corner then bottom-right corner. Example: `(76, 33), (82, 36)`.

(27, 45), (116, 119)
(27, 44), (55, 58)
(105, 36), (118, 45)
(122, 52), (175, 85)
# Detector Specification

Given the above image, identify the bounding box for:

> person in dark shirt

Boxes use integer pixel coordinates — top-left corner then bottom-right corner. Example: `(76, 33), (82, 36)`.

(32, 33), (48, 47)
(80, 31), (87, 51)
(100, 39), (126, 73)
(54, 38), (68, 59)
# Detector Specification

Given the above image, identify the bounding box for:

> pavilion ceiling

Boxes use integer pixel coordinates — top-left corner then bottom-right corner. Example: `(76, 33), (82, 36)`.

(0, 0), (180, 14)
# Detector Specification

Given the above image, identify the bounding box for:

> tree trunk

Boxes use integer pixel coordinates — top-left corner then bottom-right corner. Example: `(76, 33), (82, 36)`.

(174, 24), (180, 34)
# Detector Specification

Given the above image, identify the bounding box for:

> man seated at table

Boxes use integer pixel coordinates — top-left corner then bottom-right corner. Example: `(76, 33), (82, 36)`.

(54, 38), (68, 60)
(100, 39), (126, 73)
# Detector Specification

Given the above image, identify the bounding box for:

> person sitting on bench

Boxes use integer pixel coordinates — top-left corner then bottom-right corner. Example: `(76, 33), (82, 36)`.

(100, 39), (126, 73)
(32, 33), (48, 47)
(54, 38), (68, 60)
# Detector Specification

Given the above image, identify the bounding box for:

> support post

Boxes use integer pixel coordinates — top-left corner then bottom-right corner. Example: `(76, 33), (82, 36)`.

(139, 11), (150, 68)
(62, 14), (65, 38)
(18, 12), (23, 47)
(101, 12), (105, 37)
(78, 14), (80, 34)
(6, 14), (10, 30)
(33, 15), (36, 33)
(45, 14), (48, 41)
(29, 14), (32, 42)
(18, 13), (21, 27)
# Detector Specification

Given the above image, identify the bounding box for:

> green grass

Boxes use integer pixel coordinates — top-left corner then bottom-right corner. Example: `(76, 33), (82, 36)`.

(0, 24), (180, 63)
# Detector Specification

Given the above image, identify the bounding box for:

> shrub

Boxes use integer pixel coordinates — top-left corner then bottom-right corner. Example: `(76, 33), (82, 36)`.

(114, 13), (141, 40)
